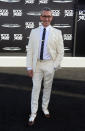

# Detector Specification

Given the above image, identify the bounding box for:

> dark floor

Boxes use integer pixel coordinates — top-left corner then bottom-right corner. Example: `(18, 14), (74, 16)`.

(0, 68), (85, 131)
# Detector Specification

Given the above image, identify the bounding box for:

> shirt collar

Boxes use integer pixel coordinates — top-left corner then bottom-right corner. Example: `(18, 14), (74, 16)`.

(40, 25), (51, 31)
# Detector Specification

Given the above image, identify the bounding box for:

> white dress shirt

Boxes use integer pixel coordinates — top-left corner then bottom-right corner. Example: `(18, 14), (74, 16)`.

(38, 25), (51, 60)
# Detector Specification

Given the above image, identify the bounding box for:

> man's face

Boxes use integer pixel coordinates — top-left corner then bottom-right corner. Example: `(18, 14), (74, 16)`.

(40, 11), (53, 27)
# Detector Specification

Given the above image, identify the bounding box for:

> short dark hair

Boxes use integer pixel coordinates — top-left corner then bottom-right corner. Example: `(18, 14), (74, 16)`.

(41, 7), (52, 15)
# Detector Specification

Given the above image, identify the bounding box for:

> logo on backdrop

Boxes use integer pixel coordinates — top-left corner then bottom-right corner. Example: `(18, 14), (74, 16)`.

(1, 24), (21, 28)
(64, 10), (73, 17)
(52, 10), (60, 16)
(0, 0), (20, 2)
(2, 47), (21, 51)
(0, 9), (9, 16)
(53, 24), (71, 28)
(63, 34), (72, 40)
(1, 34), (10, 40)
(25, 22), (34, 29)
(39, 0), (48, 4)
(27, 11), (41, 16)
(13, 10), (22, 17)
(14, 34), (23, 40)
(25, 0), (35, 4)
(64, 47), (70, 51)
(52, 0), (72, 3)
(78, 10), (85, 21)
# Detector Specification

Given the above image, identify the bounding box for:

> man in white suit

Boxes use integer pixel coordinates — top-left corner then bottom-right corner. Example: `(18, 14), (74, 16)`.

(26, 7), (64, 126)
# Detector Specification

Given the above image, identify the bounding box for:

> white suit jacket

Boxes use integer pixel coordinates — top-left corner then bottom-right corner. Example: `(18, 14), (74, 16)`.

(26, 25), (64, 72)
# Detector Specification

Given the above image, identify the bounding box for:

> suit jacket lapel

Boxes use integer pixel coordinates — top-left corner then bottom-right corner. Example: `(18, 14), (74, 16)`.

(35, 27), (41, 57)
(47, 26), (53, 49)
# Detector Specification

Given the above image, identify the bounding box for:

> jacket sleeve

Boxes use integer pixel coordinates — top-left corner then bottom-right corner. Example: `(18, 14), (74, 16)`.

(26, 30), (33, 69)
(54, 30), (64, 69)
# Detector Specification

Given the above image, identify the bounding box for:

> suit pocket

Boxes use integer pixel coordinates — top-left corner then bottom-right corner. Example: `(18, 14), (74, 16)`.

(45, 61), (55, 74)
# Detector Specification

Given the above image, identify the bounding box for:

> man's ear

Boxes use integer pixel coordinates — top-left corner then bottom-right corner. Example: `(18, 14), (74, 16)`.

(51, 16), (53, 20)
(40, 15), (42, 21)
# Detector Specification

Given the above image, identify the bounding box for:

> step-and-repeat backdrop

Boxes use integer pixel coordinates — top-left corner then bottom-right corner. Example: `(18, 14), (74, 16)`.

(0, 0), (74, 56)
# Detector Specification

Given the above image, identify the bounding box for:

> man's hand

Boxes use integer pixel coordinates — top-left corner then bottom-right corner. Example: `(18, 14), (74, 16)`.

(27, 70), (33, 77)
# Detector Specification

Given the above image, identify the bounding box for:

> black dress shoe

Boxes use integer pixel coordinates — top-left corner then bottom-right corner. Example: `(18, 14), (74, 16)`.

(42, 111), (51, 119)
(28, 113), (36, 126)
(44, 113), (51, 118)
(28, 120), (35, 126)
(42, 110), (51, 118)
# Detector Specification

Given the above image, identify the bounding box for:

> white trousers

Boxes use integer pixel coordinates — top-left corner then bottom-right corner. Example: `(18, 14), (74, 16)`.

(31, 60), (55, 114)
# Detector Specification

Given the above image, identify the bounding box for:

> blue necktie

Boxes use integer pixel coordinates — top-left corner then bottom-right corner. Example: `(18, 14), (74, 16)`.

(40, 28), (46, 60)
